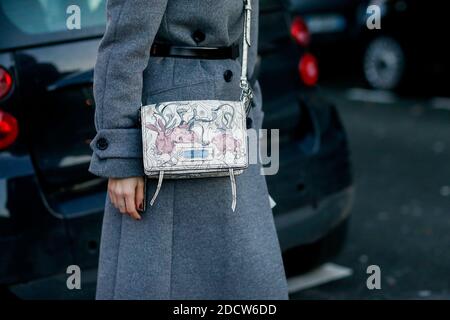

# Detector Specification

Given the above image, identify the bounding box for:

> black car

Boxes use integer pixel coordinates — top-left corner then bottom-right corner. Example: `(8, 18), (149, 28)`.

(284, 0), (364, 45)
(360, 0), (450, 91)
(0, 0), (352, 299)
(289, 0), (450, 91)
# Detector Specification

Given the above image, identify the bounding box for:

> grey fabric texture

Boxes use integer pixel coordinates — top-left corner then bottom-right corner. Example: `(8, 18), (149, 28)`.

(91, 0), (289, 300)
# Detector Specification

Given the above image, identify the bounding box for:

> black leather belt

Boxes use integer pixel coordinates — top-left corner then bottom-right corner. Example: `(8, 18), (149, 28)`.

(150, 42), (240, 60)
(150, 41), (257, 96)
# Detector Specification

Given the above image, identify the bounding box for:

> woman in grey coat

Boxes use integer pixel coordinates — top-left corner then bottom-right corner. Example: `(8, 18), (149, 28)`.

(89, 0), (289, 300)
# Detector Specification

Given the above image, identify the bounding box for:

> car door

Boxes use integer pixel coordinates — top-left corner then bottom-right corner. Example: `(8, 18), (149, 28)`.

(2, 0), (106, 215)
(1, 0), (108, 273)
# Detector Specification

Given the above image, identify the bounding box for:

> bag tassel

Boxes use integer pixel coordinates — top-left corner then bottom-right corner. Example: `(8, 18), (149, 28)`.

(229, 168), (237, 212)
(150, 170), (164, 206)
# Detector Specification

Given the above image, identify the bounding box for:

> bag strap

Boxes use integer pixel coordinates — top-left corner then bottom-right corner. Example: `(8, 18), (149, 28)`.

(240, 0), (254, 115)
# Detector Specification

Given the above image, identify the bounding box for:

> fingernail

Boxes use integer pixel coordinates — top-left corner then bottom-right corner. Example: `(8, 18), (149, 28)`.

(139, 202), (144, 210)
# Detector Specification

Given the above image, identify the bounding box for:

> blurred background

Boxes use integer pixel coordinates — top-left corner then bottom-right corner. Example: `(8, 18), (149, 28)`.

(0, 0), (449, 299)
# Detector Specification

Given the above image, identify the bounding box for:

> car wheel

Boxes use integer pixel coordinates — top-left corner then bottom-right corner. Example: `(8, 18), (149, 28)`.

(363, 36), (406, 90)
(282, 217), (350, 277)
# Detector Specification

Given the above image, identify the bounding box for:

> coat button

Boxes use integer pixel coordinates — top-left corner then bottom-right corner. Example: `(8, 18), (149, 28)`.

(246, 117), (253, 129)
(96, 137), (109, 150)
(223, 70), (233, 82)
(192, 30), (205, 43)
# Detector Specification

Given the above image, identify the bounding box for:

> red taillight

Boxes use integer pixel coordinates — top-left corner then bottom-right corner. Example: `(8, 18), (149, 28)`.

(299, 53), (319, 86)
(290, 17), (310, 47)
(0, 67), (13, 100)
(0, 110), (19, 149)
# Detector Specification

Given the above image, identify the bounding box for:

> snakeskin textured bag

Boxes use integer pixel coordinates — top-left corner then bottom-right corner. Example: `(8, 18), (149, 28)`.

(140, 0), (253, 211)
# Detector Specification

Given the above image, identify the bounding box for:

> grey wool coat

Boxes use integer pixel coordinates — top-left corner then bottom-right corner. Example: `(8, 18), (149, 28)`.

(89, 0), (289, 300)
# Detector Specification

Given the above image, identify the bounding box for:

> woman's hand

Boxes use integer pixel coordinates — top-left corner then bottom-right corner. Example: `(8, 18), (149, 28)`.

(108, 177), (145, 220)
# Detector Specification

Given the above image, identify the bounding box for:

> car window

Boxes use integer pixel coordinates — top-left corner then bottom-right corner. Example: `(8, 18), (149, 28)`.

(0, 0), (105, 35)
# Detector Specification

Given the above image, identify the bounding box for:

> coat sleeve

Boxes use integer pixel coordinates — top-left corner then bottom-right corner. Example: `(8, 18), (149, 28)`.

(89, 0), (168, 178)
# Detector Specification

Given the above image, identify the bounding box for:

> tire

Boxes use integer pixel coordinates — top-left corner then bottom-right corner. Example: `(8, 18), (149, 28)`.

(363, 36), (406, 90)
(282, 217), (350, 277)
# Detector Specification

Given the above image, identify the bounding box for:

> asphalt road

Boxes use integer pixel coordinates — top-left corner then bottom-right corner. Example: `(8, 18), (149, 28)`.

(290, 82), (450, 299)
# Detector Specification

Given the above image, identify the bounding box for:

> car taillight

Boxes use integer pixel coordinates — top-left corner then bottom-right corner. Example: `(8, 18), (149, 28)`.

(0, 110), (19, 149)
(299, 53), (319, 86)
(0, 67), (13, 100)
(290, 17), (310, 47)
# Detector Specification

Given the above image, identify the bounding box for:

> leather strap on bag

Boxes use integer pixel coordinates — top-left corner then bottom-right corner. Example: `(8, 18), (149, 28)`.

(240, 0), (254, 115)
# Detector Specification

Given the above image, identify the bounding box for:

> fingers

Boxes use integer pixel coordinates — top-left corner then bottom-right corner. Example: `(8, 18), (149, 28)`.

(135, 179), (145, 212)
(108, 177), (142, 220)
(117, 197), (127, 214)
(125, 192), (141, 220)
(108, 180), (117, 208)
